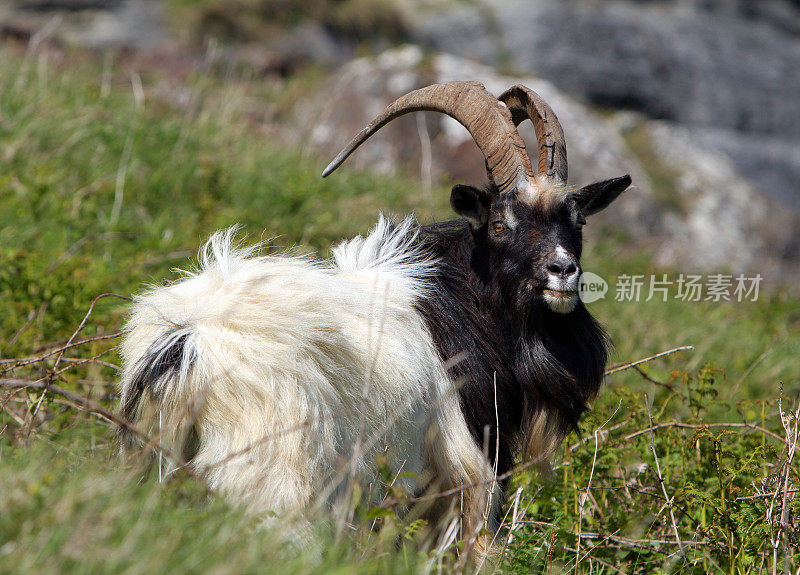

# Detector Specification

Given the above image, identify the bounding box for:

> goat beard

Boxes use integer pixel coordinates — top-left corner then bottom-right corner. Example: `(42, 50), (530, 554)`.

(512, 306), (609, 437)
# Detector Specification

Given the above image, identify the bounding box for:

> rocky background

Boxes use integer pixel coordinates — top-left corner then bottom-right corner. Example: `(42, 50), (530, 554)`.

(2, 0), (798, 285)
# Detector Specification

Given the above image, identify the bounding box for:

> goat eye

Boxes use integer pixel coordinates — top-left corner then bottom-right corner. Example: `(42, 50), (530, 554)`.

(492, 221), (505, 233)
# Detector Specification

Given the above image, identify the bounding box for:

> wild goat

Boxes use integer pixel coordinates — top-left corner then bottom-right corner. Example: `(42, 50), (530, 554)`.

(119, 81), (631, 547)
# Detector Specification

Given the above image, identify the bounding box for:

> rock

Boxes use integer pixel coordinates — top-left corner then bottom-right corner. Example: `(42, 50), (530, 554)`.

(299, 47), (800, 286)
(647, 121), (798, 275)
(16, 0), (123, 10)
(0, 0), (168, 48)
(407, 0), (800, 217)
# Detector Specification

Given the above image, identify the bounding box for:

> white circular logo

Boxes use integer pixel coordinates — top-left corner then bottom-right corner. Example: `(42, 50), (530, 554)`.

(579, 271), (608, 303)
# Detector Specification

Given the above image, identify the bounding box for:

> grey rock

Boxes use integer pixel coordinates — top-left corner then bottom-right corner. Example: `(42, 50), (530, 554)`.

(692, 129), (800, 212)
(0, 0), (168, 48)
(15, 0), (124, 10)
(300, 47), (800, 286)
(647, 121), (798, 275)
(408, 0), (800, 215)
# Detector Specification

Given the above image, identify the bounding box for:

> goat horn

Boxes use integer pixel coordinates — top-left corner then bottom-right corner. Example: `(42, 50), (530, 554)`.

(498, 85), (568, 182)
(322, 81), (534, 195)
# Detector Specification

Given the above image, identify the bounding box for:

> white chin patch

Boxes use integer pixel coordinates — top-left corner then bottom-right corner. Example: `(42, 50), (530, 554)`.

(543, 290), (579, 314)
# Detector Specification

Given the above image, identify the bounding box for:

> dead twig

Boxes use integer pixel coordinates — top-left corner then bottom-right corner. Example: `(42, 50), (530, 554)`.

(0, 333), (122, 372)
(644, 393), (690, 569)
(773, 395), (799, 575)
(49, 347), (119, 378)
(57, 357), (121, 372)
(24, 294), (127, 438)
(141, 250), (193, 268)
(0, 377), (194, 478)
(576, 399), (623, 571)
(604, 345), (693, 376)
(3, 308), (37, 352)
(5, 379), (141, 446)
(568, 419), (631, 453)
(624, 421), (785, 444)
(46, 232), (134, 273)
(634, 365), (675, 389)
(737, 490), (800, 502)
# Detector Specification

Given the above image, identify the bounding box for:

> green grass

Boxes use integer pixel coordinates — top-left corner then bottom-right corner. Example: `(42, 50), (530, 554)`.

(1, 43), (798, 573)
(0, 45), (447, 354)
(0, 431), (435, 574)
(620, 123), (686, 214)
(167, 0), (408, 45)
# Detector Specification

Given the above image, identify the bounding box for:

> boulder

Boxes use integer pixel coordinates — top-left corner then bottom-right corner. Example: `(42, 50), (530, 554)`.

(299, 47), (800, 286)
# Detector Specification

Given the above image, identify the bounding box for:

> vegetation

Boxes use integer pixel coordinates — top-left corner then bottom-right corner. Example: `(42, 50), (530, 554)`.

(168, 0), (408, 46)
(1, 42), (798, 573)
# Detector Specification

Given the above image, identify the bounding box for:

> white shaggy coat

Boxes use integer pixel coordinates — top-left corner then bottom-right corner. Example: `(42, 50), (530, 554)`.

(119, 217), (495, 537)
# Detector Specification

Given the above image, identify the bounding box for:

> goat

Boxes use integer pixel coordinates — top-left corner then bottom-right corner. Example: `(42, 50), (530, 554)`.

(118, 81), (631, 548)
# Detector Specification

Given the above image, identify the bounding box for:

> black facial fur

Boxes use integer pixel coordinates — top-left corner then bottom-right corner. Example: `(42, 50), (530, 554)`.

(412, 176), (628, 519)
(450, 184), (591, 312)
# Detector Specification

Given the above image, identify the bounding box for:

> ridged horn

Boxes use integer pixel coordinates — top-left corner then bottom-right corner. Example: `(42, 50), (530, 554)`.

(322, 81), (534, 195)
(498, 85), (568, 182)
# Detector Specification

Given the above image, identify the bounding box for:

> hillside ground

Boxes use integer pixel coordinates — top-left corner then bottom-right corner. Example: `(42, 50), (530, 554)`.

(1, 42), (798, 573)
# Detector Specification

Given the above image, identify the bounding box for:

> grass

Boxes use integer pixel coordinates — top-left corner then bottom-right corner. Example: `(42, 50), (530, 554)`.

(167, 0), (408, 46)
(0, 44), (447, 353)
(620, 123), (686, 215)
(1, 41), (798, 573)
(0, 436), (433, 573)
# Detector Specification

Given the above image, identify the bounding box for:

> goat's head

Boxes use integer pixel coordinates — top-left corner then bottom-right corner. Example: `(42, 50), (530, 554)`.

(323, 82), (632, 314)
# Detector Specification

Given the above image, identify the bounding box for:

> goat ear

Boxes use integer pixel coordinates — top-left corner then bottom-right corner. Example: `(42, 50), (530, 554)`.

(573, 175), (632, 216)
(450, 184), (491, 228)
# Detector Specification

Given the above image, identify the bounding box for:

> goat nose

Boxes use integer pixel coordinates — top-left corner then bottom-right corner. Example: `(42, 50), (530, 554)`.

(547, 259), (578, 277)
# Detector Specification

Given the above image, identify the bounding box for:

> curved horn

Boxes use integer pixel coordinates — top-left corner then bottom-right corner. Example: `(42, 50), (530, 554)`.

(498, 85), (568, 182)
(322, 81), (534, 195)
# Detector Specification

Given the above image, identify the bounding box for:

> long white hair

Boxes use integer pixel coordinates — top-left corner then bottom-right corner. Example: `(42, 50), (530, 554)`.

(119, 216), (494, 538)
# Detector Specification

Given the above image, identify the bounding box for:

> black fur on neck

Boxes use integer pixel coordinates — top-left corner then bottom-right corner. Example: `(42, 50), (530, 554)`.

(414, 218), (609, 478)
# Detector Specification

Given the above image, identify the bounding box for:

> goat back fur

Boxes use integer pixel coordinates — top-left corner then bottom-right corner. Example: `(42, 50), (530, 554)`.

(119, 217), (495, 536)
